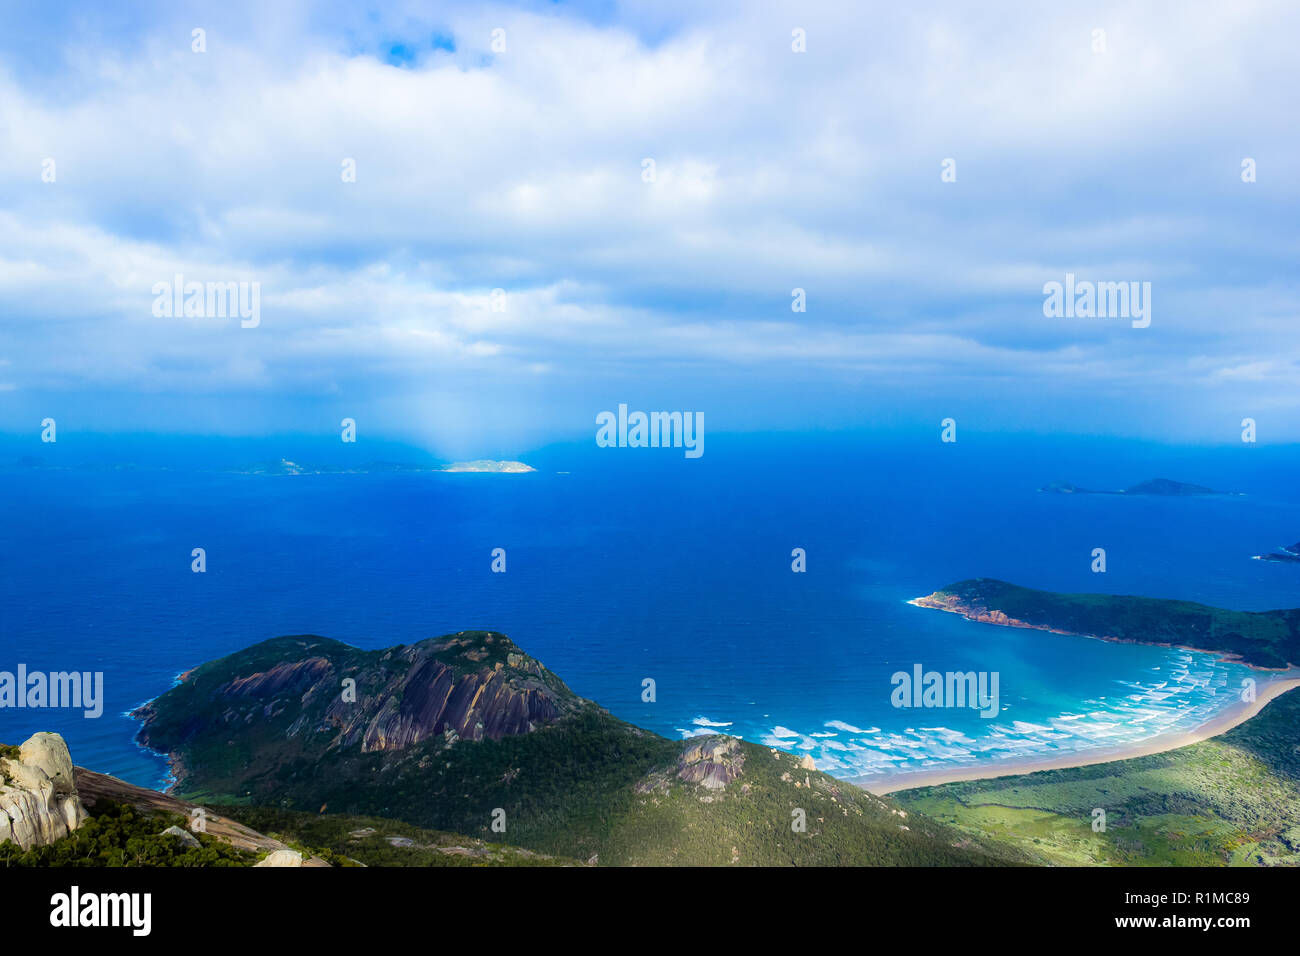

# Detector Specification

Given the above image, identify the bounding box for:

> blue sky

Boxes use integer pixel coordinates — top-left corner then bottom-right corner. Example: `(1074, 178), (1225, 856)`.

(0, 0), (1297, 455)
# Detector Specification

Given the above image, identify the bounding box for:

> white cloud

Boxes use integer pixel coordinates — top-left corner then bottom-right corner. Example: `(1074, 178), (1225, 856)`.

(0, 0), (1297, 442)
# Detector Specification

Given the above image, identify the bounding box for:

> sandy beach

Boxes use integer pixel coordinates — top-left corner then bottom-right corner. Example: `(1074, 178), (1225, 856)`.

(852, 675), (1300, 796)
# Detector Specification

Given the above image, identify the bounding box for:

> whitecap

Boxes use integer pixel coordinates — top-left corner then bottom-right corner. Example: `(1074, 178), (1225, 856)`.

(691, 716), (733, 728)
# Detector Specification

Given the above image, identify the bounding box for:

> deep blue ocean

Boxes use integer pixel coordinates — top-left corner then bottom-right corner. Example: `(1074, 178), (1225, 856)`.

(2, 432), (1298, 788)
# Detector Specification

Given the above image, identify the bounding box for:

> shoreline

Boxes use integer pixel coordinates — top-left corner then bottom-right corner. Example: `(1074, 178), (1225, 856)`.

(128, 667), (196, 794)
(906, 595), (1292, 672)
(852, 675), (1300, 795)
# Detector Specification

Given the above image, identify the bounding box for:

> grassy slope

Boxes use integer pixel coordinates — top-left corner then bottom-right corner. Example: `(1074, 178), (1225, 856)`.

(209, 806), (583, 867)
(894, 687), (1300, 866)
(184, 707), (1027, 866)
(931, 578), (1300, 668)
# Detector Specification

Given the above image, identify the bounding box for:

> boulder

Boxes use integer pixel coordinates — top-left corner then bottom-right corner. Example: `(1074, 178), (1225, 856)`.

(160, 825), (202, 849)
(675, 735), (745, 790)
(0, 732), (88, 850)
(20, 733), (78, 791)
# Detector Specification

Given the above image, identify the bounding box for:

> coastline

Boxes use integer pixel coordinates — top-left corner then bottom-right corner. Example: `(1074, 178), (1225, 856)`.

(906, 594), (1293, 672)
(852, 676), (1300, 795)
(128, 667), (196, 793)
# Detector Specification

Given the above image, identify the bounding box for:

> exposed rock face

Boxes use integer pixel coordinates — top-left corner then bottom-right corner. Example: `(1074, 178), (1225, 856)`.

(336, 653), (564, 752)
(0, 732), (88, 850)
(134, 631), (580, 790)
(254, 849), (303, 867)
(221, 658), (333, 698)
(675, 736), (745, 790)
(911, 591), (1051, 631)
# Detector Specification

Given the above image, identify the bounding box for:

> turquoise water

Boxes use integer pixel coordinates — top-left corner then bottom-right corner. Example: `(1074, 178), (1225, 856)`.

(1, 433), (1297, 788)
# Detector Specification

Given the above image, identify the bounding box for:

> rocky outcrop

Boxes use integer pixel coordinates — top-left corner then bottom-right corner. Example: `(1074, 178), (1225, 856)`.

(911, 589), (1084, 635)
(219, 658), (333, 698)
(254, 849), (303, 867)
(336, 655), (564, 752)
(134, 631), (582, 791)
(160, 825), (201, 848)
(0, 733), (88, 850)
(675, 736), (745, 790)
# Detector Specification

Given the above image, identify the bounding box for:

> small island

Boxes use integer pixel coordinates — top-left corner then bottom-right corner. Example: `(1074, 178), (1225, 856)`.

(439, 460), (536, 473)
(1040, 478), (1225, 496)
(241, 459), (431, 476)
(234, 459), (536, 476)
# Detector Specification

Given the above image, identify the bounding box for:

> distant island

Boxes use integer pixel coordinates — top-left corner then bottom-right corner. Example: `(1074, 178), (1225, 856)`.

(910, 577), (1300, 669)
(241, 458), (427, 476)
(440, 460), (536, 473)
(1255, 542), (1300, 564)
(237, 458), (535, 476)
(1039, 477), (1227, 496)
(6, 456), (537, 477)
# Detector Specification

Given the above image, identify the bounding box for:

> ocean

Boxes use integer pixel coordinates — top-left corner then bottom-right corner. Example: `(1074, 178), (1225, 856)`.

(2, 432), (1298, 788)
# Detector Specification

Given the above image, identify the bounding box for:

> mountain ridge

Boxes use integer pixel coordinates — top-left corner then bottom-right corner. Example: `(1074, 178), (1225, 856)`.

(133, 630), (1026, 866)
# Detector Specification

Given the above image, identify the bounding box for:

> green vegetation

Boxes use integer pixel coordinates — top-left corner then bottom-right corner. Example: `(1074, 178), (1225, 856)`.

(930, 578), (1300, 668)
(0, 802), (256, 867)
(211, 806), (580, 867)
(895, 687), (1300, 866)
(138, 631), (1028, 866)
(171, 707), (1025, 866)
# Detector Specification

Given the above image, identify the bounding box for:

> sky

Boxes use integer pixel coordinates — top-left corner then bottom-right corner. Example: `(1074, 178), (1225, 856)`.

(0, 0), (1296, 456)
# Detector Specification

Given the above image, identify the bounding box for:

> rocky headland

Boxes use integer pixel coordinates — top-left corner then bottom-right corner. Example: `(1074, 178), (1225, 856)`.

(911, 578), (1300, 669)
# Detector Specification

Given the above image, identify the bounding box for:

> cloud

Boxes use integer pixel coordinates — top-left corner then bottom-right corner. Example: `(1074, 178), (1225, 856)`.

(0, 0), (1297, 446)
